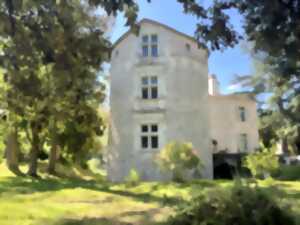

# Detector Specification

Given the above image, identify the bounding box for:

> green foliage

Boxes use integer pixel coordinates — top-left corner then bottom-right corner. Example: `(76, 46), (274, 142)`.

(0, 121), (5, 164)
(258, 109), (280, 149)
(125, 168), (140, 187)
(275, 165), (300, 181)
(168, 182), (295, 225)
(243, 148), (279, 179)
(87, 158), (106, 180)
(0, 1), (116, 174)
(156, 141), (201, 182)
(230, 1), (300, 150)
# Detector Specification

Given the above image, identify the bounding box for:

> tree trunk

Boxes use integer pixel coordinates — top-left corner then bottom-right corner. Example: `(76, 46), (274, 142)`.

(282, 137), (289, 155)
(48, 142), (59, 175)
(5, 128), (23, 176)
(27, 126), (40, 177)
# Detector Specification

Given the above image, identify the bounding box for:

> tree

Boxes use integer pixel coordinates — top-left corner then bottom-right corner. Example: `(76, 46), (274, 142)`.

(257, 108), (284, 152)
(234, 48), (300, 154)
(5, 126), (22, 175)
(243, 148), (279, 179)
(0, 69), (23, 175)
(156, 141), (201, 182)
(0, 0), (113, 176)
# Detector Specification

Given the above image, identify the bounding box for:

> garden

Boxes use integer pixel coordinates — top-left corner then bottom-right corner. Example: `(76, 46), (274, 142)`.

(0, 168), (299, 225)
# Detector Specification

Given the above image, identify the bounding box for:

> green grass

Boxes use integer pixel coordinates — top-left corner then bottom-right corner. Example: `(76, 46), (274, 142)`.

(0, 164), (300, 225)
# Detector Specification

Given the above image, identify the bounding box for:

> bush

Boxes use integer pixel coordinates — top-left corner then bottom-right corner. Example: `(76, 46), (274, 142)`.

(243, 148), (279, 179)
(168, 182), (295, 225)
(156, 141), (202, 182)
(87, 158), (107, 179)
(125, 168), (140, 187)
(275, 165), (300, 181)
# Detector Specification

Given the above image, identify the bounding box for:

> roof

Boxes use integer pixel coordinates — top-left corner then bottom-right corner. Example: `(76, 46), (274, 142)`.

(112, 18), (207, 52)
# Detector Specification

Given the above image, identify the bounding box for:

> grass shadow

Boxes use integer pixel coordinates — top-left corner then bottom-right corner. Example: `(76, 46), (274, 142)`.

(0, 176), (183, 206)
(53, 217), (133, 225)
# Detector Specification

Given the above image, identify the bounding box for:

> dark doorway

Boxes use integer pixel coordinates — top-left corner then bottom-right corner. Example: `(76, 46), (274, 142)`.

(214, 163), (235, 179)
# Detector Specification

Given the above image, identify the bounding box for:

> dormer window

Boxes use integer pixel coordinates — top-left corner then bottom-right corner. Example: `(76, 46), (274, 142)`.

(142, 34), (158, 57)
(142, 35), (149, 57)
(151, 35), (158, 57)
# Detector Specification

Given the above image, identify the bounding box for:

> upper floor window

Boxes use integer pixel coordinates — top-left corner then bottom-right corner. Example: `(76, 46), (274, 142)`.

(142, 34), (158, 57)
(142, 35), (149, 57)
(141, 124), (159, 149)
(238, 106), (246, 122)
(141, 76), (158, 99)
(239, 133), (248, 152)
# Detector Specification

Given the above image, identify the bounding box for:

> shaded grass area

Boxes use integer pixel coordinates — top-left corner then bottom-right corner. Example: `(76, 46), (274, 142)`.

(0, 164), (300, 225)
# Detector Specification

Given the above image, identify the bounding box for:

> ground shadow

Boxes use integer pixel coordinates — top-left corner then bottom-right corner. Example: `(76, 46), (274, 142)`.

(53, 217), (133, 225)
(0, 176), (183, 206)
(51, 210), (169, 225)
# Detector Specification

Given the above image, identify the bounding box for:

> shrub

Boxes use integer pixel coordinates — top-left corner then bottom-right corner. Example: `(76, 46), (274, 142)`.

(275, 165), (300, 181)
(87, 158), (107, 180)
(125, 168), (140, 187)
(243, 148), (279, 179)
(168, 182), (295, 225)
(156, 141), (202, 182)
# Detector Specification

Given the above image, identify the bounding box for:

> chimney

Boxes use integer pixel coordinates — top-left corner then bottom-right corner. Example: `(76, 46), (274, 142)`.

(208, 74), (220, 96)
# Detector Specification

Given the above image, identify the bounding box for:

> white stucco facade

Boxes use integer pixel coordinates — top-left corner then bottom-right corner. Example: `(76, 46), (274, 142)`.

(108, 19), (259, 181)
(209, 93), (259, 154)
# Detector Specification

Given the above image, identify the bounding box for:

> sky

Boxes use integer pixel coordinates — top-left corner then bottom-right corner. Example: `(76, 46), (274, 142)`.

(109, 0), (254, 94)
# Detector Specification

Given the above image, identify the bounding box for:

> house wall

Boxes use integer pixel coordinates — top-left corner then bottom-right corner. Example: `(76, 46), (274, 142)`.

(108, 21), (212, 181)
(209, 94), (259, 154)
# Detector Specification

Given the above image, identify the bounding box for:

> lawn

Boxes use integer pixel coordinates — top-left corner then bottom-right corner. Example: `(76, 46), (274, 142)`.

(0, 164), (300, 225)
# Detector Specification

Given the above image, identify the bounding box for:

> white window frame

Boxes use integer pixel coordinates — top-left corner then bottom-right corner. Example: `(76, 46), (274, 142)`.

(141, 76), (158, 99)
(140, 124), (159, 150)
(239, 133), (248, 152)
(141, 34), (158, 57)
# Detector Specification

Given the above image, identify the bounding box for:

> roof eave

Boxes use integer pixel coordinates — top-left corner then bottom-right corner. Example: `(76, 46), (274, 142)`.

(111, 18), (209, 55)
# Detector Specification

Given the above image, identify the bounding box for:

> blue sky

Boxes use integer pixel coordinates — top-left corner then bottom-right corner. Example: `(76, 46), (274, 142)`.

(109, 0), (253, 94)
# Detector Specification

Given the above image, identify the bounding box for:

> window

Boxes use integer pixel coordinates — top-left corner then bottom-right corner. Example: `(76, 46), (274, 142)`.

(142, 35), (149, 57)
(141, 76), (158, 99)
(239, 133), (248, 152)
(151, 34), (158, 57)
(238, 106), (246, 122)
(141, 124), (159, 149)
(141, 34), (158, 57)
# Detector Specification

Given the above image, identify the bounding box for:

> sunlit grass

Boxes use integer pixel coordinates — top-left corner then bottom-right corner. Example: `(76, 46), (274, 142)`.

(0, 163), (300, 225)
